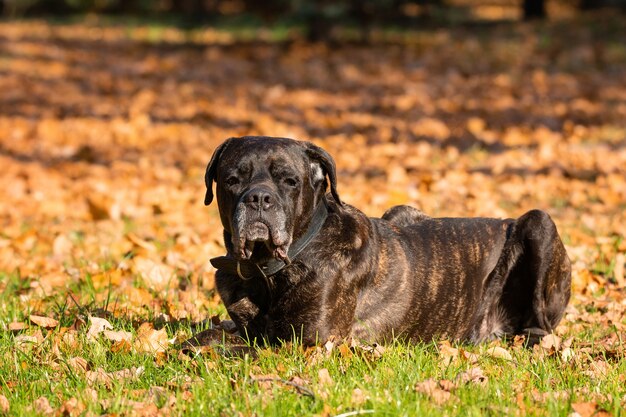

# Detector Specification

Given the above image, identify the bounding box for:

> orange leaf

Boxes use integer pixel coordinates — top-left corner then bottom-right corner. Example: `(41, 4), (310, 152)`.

(29, 315), (58, 329)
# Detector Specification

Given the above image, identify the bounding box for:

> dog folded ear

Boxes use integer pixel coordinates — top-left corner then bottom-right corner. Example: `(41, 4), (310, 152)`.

(204, 139), (232, 206)
(305, 143), (343, 206)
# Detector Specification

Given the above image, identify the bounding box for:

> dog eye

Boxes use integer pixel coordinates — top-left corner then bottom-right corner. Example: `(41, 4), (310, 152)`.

(225, 176), (240, 186)
(284, 177), (298, 187)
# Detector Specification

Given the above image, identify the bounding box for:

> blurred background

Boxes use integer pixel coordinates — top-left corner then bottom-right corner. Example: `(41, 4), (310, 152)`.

(2, 0), (626, 41)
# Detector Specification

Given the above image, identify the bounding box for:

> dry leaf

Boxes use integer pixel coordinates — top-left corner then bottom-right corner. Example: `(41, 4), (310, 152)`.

(68, 357), (89, 374)
(52, 234), (73, 257)
(457, 367), (488, 386)
(438, 340), (459, 367)
(8, 322), (28, 331)
(81, 388), (98, 403)
(324, 339), (335, 354)
(338, 343), (352, 358)
(134, 322), (169, 354)
(126, 233), (157, 252)
(102, 329), (133, 343)
(317, 368), (334, 386)
(86, 366), (144, 387)
(15, 330), (44, 352)
(62, 330), (80, 350)
(415, 379), (453, 405)
(0, 394), (9, 413)
(561, 347), (575, 362)
(250, 373), (281, 392)
(584, 360), (610, 379)
(32, 397), (54, 416)
(58, 397), (85, 417)
(29, 315), (58, 329)
(540, 334), (562, 351)
(111, 339), (133, 354)
(486, 346), (512, 361)
(134, 257), (176, 292)
(532, 390), (570, 403)
(86, 316), (113, 341)
(351, 388), (368, 406)
(571, 402), (599, 417)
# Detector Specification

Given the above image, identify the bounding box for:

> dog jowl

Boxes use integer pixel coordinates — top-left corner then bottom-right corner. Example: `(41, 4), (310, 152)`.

(204, 136), (572, 346)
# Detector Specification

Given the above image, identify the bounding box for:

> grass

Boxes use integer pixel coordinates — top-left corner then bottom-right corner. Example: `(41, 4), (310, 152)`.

(1, 266), (625, 416)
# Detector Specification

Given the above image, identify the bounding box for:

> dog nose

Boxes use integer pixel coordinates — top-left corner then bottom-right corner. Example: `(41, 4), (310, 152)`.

(244, 188), (274, 211)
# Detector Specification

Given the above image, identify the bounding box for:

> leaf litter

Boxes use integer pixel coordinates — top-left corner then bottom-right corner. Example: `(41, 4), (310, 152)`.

(0, 15), (626, 416)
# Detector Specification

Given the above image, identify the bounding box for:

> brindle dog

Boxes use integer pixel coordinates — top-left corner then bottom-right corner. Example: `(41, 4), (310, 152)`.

(204, 136), (571, 345)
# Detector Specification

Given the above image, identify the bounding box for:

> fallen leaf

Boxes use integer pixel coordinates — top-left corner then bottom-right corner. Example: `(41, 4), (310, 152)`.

(81, 388), (98, 403)
(52, 234), (73, 257)
(289, 375), (310, 390)
(86, 366), (144, 387)
(531, 389), (570, 403)
(15, 330), (44, 352)
(68, 357), (89, 374)
(540, 334), (562, 351)
(102, 329), (133, 343)
(86, 316), (113, 341)
(250, 373), (281, 392)
(324, 339), (335, 354)
(111, 339), (132, 354)
(457, 367), (488, 386)
(486, 346), (512, 361)
(29, 315), (58, 329)
(32, 397), (54, 416)
(561, 347), (575, 362)
(134, 257), (176, 292)
(338, 343), (353, 358)
(351, 388), (368, 406)
(0, 394), (9, 413)
(62, 330), (81, 350)
(8, 322), (28, 331)
(126, 232), (157, 252)
(99, 398), (160, 417)
(134, 322), (169, 354)
(415, 379), (453, 405)
(572, 402), (599, 417)
(438, 340), (459, 367)
(86, 195), (112, 221)
(584, 360), (610, 379)
(317, 368), (334, 386)
(58, 397), (85, 417)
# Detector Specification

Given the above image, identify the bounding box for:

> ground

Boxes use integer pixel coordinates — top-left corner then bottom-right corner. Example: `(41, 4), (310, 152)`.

(0, 15), (625, 417)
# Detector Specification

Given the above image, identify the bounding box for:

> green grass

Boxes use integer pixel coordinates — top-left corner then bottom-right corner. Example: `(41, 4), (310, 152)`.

(1, 268), (625, 417)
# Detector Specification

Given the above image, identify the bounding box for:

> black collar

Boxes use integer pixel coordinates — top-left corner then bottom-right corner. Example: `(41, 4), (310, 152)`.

(210, 200), (329, 280)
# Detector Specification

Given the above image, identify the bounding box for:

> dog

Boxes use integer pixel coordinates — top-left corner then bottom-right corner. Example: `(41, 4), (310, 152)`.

(204, 136), (571, 346)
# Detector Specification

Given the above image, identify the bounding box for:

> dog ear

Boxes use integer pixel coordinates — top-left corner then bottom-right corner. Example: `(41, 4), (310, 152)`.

(204, 139), (232, 206)
(305, 143), (343, 206)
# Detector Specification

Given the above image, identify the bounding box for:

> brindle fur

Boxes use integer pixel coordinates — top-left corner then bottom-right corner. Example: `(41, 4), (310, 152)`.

(205, 136), (572, 345)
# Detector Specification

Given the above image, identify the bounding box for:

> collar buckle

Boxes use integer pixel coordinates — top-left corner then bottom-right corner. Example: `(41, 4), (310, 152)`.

(236, 261), (252, 280)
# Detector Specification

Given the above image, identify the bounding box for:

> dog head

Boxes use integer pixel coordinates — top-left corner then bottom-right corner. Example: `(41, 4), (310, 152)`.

(204, 136), (342, 261)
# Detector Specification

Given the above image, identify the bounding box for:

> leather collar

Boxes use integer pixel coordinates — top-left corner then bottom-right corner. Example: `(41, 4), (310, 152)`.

(210, 200), (329, 280)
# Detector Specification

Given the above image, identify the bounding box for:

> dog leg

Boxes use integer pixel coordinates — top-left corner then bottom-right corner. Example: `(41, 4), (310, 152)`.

(511, 210), (572, 336)
(468, 210), (571, 343)
(216, 271), (269, 344)
(502, 210), (571, 341)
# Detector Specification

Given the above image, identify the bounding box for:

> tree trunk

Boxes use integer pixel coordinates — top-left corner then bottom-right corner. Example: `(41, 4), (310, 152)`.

(523, 0), (546, 20)
(579, 0), (603, 10)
